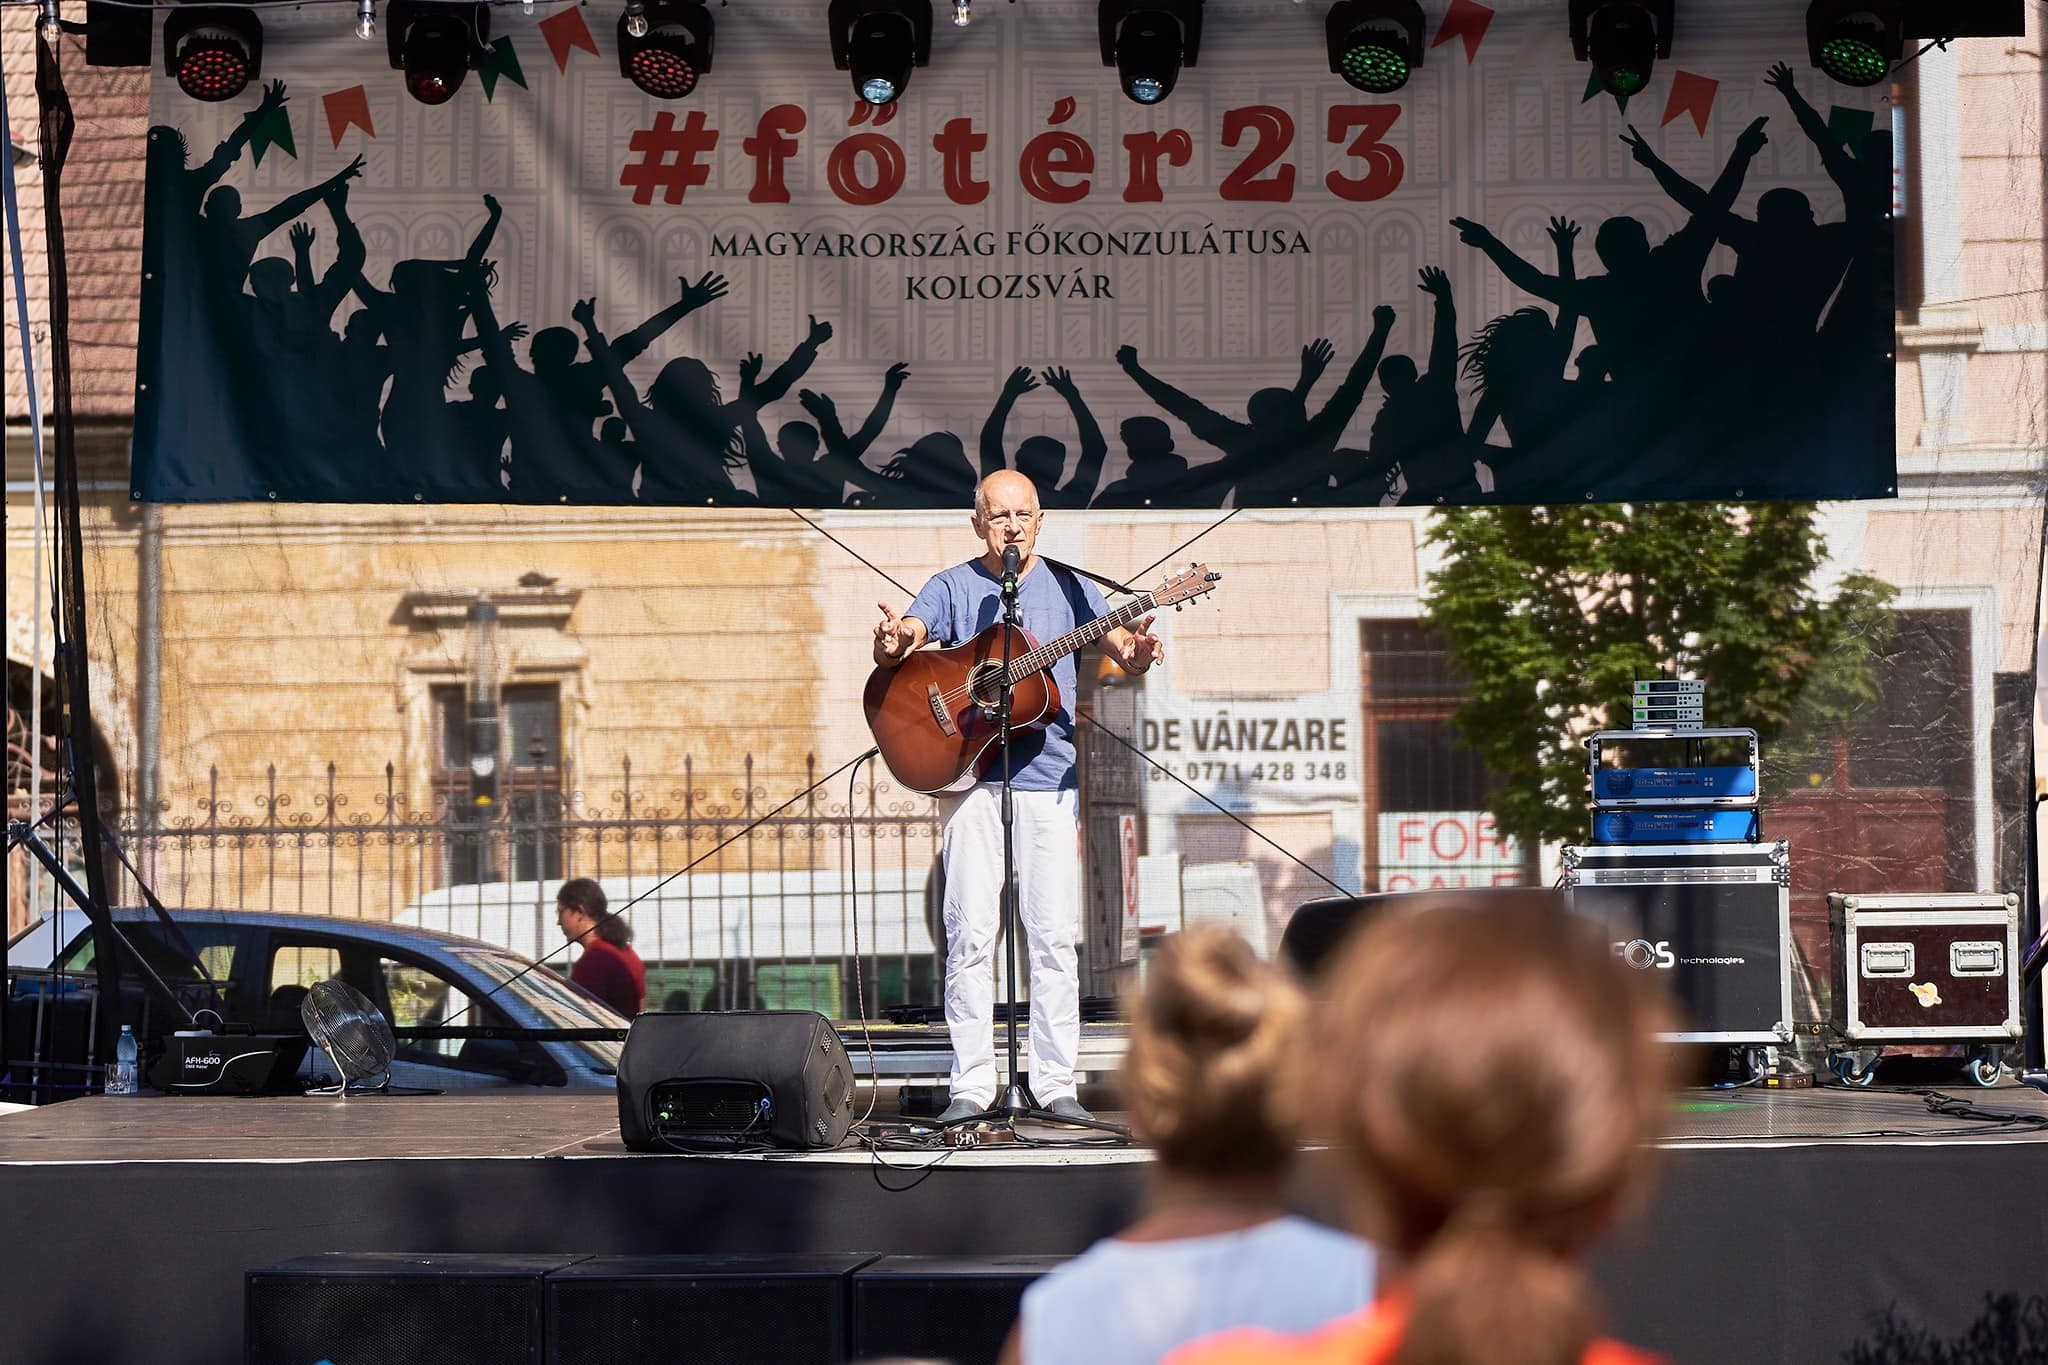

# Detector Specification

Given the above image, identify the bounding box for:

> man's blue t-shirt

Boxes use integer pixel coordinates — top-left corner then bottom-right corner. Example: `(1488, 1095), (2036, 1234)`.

(905, 558), (1110, 791)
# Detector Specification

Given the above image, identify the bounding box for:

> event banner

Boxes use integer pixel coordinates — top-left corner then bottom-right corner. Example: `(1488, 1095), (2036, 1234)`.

(132, 0), (1894, 508)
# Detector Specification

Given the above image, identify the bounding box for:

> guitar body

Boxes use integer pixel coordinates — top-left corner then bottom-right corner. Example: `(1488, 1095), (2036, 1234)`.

(863, 623), (1060, 795)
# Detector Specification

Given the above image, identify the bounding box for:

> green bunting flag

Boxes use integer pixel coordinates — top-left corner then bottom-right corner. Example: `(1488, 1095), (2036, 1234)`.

(1583, 68), (1629, 115)
(479, 37), (529, 101)
(1827, 104), (1876, 151)
(248, 104), (297, 167)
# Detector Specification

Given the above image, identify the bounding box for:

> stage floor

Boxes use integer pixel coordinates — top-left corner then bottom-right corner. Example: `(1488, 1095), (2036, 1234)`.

(3, 1084), (2043, 1365)
(1, 1082), (2043, 1165)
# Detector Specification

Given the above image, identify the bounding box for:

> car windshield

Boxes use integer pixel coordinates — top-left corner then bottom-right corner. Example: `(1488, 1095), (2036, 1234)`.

(457, 950), (626, 1066)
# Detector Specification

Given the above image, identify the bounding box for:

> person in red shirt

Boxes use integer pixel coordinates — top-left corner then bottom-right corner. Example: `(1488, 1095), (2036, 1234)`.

(1171, 899), (1679, 1365)
(556, 878), (644, 1019)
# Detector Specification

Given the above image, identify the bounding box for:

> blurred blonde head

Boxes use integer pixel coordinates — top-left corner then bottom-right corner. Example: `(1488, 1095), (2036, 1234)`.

(1317, 900), (1675, 1365)
(1124, 927), (1310, 1181)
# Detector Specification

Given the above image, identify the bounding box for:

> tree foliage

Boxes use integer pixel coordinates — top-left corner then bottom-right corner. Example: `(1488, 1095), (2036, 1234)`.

(1420, 503), (1896, 846)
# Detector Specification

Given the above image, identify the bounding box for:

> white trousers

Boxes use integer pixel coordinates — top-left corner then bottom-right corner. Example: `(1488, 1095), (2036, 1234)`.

(939, 783), (1082, 1106)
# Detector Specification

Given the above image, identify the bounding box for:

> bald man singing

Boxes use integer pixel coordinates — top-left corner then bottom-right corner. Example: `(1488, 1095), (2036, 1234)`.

(874, 470), (1162, 1123)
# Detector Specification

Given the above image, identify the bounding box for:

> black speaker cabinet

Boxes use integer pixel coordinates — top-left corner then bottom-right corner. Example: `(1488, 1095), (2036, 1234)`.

(1282, 888), (1566, 980)
(545, 1254), (876, 1365)
(851, 1255), (1068, 1365)
(246, 1254), (585, 1365)
(617, 1010), (856, 1151)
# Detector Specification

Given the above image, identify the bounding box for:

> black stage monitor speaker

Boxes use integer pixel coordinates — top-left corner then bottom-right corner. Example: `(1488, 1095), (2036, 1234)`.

(1281, 887), (1565, 980)
(545, 1254), (877, 1365)
(617, 1009), (857, 1151)
(851, 1255), (1067, 1365)
(246, 1253), (585, 1365)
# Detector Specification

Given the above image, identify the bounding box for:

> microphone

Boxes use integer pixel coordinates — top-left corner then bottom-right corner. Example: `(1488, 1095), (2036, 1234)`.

(1001, 543), (1020, 592)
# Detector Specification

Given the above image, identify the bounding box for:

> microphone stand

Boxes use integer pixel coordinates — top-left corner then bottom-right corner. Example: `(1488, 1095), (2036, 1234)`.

(952, 546), (1127, 1138)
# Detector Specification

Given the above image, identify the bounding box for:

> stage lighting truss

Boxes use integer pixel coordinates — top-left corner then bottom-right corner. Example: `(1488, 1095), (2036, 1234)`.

(163, 4), (262, 103)
(619, 0), (714, 99)
(385, 1), (491, 106)
(1569, 0), (1672, 97)
(1325, 0), (1423, 94)
(1098, 0), (1202, 106)
(1806, 0), (1900, 87)
(829, 0), (933, 107)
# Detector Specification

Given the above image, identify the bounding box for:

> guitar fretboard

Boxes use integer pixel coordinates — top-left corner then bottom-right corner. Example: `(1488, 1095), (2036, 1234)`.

(1001, 594), (1157, 683)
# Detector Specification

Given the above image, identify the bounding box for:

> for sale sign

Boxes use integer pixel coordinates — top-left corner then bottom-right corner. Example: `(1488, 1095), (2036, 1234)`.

(1376, 811), (1524, 891)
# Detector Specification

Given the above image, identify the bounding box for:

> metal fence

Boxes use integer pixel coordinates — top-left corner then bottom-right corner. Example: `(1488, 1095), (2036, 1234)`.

(17, 755), (948, 1016)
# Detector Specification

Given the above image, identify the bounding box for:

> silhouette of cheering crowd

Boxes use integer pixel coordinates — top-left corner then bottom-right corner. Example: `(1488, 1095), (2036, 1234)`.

(140, 63), (1889, 508)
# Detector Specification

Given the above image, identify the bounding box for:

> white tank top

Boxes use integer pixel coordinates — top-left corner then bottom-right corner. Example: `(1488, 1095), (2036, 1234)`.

(1019, 1215), (1376, 1365)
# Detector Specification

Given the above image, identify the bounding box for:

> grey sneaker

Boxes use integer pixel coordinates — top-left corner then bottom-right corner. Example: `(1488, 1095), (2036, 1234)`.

(1045, 1096), (1096, 1124)
(937, 1096), (985, 1124)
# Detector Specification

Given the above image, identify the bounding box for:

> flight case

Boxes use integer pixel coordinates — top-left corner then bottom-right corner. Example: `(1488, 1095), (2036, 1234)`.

(1562, 841), (1793, 1045)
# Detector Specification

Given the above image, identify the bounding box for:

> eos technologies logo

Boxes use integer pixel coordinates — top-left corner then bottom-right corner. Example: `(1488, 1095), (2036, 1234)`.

(1615, 938), (1675, 971)
(1613, 939), (1746, 969)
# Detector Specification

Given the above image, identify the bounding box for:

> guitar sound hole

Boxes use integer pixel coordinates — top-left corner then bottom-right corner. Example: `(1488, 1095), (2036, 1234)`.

(969, 662), (1006, 713)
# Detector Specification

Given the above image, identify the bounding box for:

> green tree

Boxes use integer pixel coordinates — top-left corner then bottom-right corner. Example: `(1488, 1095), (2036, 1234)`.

(1420, 503), (1896, 846)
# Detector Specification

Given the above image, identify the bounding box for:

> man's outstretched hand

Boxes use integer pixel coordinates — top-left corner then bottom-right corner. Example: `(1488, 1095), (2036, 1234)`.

(874, 602), (917, 664)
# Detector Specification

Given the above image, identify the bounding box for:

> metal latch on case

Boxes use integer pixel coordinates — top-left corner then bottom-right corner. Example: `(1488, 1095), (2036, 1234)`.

(1861, 942), (1913, 976)
(1949, 941), (2003, 976)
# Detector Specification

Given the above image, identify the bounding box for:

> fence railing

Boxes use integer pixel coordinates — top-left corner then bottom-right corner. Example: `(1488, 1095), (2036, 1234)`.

(14, 754), (948, 1016)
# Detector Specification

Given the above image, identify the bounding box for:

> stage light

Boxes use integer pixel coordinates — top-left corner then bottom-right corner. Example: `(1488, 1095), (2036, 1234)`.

(1806, 1), (1900, 87)
(829, 0), (932, 107)
(356, 0), (376, 40)
(1570, 0), (1672, 97)
(163, 5), (263, 103)
(619, 0), (713, 100)
(1098, 0), (1202, 105)
(386, 1), (489, 105)
(1325, 0), (1423, 94)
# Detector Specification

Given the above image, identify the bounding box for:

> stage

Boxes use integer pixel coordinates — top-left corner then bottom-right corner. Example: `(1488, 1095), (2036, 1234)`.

(2, 1083), (2044, 1365)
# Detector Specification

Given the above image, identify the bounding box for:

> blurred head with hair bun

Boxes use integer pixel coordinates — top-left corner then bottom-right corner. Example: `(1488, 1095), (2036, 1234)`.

(1124, 925), (1311, 1182)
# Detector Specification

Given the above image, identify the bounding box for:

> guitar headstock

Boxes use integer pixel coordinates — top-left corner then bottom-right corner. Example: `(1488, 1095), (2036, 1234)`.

(1151, 562), (1221, 609)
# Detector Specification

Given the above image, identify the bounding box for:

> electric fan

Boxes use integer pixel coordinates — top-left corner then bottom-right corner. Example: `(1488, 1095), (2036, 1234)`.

(300, 980), (396, 1096)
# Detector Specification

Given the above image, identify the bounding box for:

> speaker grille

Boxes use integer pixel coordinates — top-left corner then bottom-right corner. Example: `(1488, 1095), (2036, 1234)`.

(247, 1271), (545, 1365)
(852, 1261), (1060, 1365)
(550, 1277), (843, 1365)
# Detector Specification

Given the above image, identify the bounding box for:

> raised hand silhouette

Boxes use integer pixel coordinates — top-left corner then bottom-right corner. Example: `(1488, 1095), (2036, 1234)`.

(1764, 61), (1798, 96)
(1300, 339), (1335, 387)
(1041, 366), (1079, 399)
(681, 271), (729, 310)
(1448, 217), (1494, 248)
(1619, 124), (1656, 168)
(1002, 365), (1041, 398)
(1417, 265), (1451, 299)
(1548, 216), (1581, 253)
(806, 314), (832, 346)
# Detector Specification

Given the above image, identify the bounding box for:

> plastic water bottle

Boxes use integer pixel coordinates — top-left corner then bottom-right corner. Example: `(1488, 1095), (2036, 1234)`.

(108, 1025), (139, 1095)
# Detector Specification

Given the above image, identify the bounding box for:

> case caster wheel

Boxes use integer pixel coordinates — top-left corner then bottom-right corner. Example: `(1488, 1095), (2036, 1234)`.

(1829, 1051), (1877, 1087)
(1966, 1051), (2002, 1088)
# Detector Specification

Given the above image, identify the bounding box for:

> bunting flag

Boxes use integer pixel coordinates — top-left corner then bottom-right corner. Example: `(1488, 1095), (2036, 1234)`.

(538, 8), (600, 72)
(479, 37), (529, 100)
(1431, 0), (1495, 63)
(1827, 103), (1876, 150)
(247, 104), (297, 166)
(322, 85), (375, 147)
(1584, 68), (1629, 115)
(1660, 70), (1718, 135)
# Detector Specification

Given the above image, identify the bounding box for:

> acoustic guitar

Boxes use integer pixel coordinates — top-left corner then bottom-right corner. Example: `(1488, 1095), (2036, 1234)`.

(863, 563), (1221, 794)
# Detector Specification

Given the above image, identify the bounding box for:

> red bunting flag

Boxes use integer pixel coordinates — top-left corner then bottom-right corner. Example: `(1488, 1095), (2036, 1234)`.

(1431, 0), (1494, 63)
(539, 7), (600, 72)
(323, 86), (375, 148)
(1661, 70), (1718, 136)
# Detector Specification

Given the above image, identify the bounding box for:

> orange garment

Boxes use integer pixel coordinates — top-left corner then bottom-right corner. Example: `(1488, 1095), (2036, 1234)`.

(1166, 1297), (1668, 1365)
